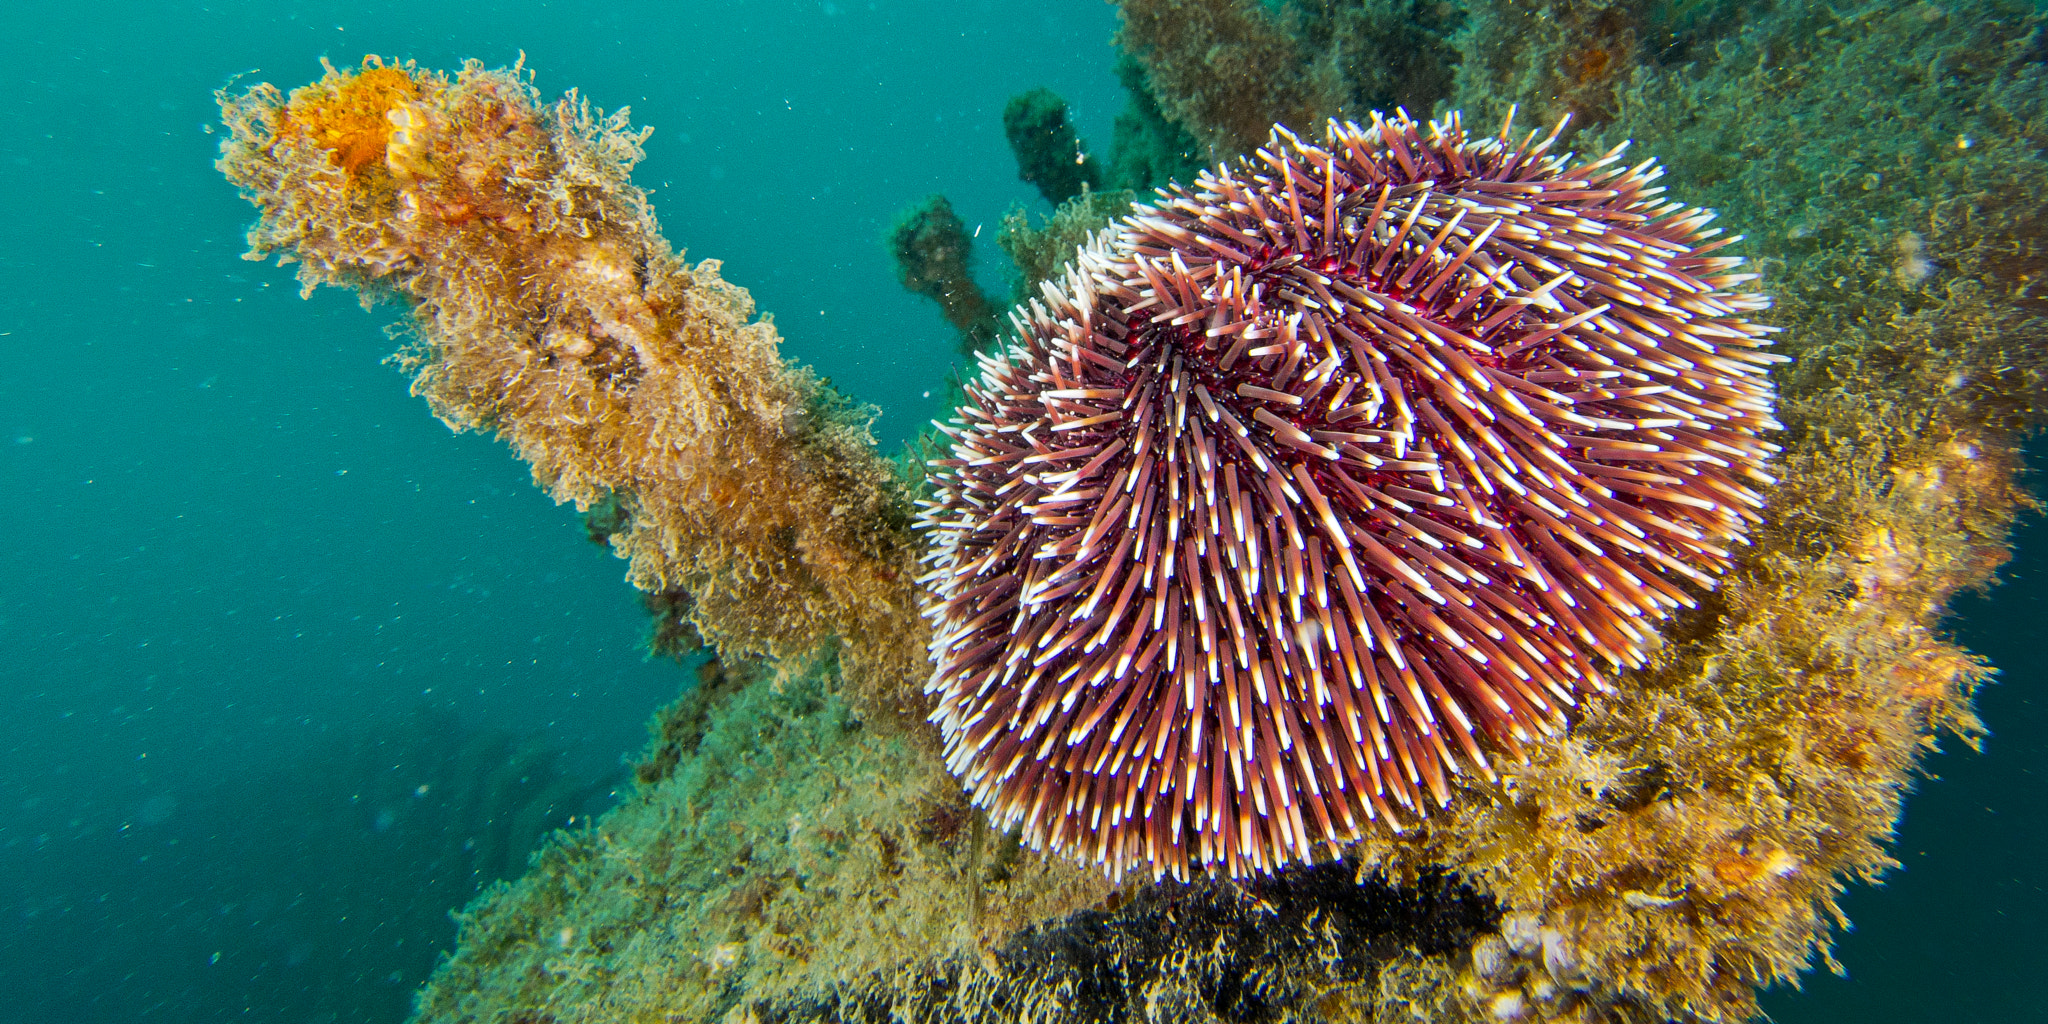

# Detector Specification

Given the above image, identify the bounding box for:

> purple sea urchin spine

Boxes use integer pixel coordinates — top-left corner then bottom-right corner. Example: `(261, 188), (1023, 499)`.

(920, 111), (1783, 880)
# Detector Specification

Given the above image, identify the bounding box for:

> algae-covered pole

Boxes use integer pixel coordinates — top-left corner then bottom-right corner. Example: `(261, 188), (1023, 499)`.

(216, 58), (927, 718)
(887, 194), (1000, 357)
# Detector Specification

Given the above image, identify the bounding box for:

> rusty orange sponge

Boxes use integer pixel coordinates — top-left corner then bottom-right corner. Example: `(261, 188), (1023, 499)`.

(272, 58), (422, 174)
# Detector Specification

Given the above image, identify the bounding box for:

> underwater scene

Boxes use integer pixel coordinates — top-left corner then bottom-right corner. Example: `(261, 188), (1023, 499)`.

(2, 0), (2044, 1022)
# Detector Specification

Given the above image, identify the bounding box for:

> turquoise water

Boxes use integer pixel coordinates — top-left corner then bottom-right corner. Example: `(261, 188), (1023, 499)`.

(0, 2), (2038, 1022)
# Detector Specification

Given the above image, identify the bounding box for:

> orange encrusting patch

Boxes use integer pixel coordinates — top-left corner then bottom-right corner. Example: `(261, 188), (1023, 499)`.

(275, 62), (420, 173)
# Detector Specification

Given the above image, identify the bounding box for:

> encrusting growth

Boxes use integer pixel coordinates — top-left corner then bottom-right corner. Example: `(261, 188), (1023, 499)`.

(921, 111), (1783, 881)
(216, 58), (926, 712)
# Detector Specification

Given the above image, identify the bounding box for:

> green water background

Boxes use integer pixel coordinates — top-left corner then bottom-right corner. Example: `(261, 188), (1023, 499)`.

(0, 1), (2037, 1021)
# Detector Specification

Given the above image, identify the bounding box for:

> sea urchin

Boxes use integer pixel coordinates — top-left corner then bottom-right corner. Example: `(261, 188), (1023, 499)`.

(919, 111), (1782, 880)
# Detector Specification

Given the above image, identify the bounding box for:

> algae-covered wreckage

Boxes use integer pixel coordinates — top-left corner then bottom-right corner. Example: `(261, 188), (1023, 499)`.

(215, 1), (2046, 1021)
